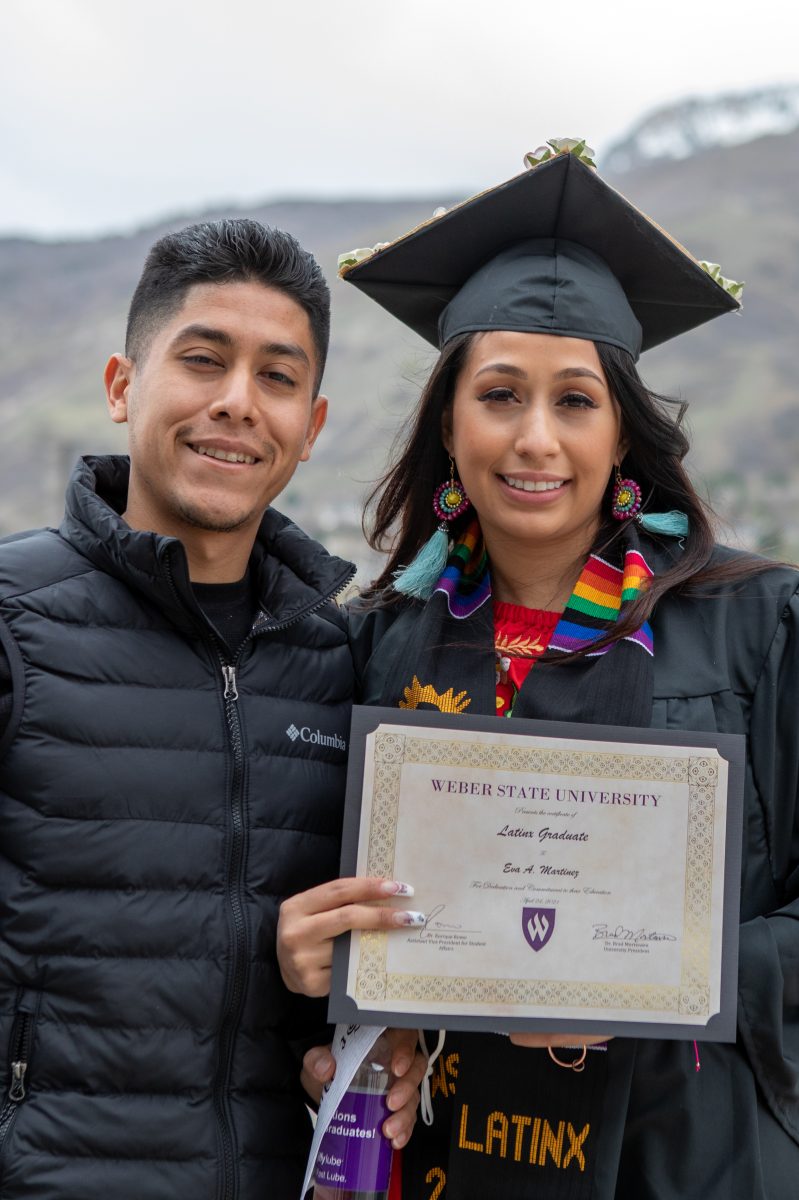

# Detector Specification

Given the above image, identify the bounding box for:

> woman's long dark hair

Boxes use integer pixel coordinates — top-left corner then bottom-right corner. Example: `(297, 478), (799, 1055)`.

(361, 332), (777, 652)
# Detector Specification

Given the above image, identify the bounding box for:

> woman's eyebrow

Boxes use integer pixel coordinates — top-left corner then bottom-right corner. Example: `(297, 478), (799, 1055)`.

(554, 367), (605, 384)
(472, 363), (606, 384)
(474, 362), (528, 380)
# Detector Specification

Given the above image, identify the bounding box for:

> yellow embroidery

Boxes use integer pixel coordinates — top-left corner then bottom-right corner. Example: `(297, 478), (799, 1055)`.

(455, 1104), (590, 1171)
(458, 1103), (484, 1152)
(495, 631), (547, 658)
(563, 1123), (590, 1172)
(539, 1119), (565, 1167)
(486, 1111), (509, 1157)
(510, 1114), (531, 1162)
(425, 1167), (446, 1200)
(529, 1117), (542, 1164)
(399, 676), (471, 713)
(430, 1051), (459, 1100)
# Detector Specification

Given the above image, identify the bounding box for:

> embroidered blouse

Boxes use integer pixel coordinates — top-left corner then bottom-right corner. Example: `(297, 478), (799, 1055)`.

(494, 600), (560, 716)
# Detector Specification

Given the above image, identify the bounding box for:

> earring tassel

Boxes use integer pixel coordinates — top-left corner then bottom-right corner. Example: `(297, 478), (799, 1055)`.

(638, 510), (689, 537)
(392, 525), (450, 599)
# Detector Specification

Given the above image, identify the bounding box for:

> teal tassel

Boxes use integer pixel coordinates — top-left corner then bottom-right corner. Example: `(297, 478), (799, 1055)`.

(638, 510), (689, 537)
(393, 525), (450, 598)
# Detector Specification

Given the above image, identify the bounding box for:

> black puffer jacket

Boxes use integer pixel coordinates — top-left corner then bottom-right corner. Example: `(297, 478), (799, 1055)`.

(0, 456), (354, 1200)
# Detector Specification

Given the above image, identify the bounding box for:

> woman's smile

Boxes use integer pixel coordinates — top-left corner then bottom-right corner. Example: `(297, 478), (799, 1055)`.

(498, 473), (570, 500)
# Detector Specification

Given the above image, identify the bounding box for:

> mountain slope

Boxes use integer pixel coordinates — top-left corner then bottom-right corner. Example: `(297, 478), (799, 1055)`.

(1, 127), (798, 563)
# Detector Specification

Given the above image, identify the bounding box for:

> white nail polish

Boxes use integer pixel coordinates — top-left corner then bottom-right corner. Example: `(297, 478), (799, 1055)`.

(394, 911), (426, 927)
(388, 881), (415, 897)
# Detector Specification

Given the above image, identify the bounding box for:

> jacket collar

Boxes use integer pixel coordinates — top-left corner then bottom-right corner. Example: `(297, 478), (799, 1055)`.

(59, 455), (355, 635)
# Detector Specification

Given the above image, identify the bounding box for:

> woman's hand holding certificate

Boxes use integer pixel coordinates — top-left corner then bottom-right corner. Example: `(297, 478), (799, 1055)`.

(277, 875), (424, 996)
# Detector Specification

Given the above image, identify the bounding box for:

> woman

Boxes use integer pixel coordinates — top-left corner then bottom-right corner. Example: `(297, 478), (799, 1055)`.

(279, 142), (799, 1198)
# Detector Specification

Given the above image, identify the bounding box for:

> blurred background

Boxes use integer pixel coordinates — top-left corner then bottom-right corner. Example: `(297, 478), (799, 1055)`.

(3, 0), (799, 573)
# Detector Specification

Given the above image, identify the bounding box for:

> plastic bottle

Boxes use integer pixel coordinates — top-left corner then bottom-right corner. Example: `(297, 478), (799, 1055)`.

(312, 1032), (395, 1200)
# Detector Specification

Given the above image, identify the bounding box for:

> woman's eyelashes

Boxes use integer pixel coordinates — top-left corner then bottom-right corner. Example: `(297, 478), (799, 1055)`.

(476, 386), (598, 408)
(558, 391), (598, 409)
(476, 386), (518, 403)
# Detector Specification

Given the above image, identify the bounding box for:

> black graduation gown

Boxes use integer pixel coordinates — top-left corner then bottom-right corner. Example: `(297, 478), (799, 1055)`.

(347, 543), (799, 1199)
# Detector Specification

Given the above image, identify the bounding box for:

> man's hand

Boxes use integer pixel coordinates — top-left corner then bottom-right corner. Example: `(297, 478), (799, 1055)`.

(278, 877), (422, 997)
(301, 1029), (426, 1150)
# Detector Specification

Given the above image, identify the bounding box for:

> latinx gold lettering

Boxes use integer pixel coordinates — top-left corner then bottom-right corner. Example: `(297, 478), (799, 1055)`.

(458, 1103), (589, 1171)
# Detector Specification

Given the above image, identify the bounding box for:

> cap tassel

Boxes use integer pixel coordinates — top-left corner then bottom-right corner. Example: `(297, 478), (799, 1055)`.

(638, 510), (689, 537)
(393, 525), (449, 599)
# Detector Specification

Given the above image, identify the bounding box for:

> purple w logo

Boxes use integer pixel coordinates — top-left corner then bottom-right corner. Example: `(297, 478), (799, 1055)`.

(522, 906), (556, 951)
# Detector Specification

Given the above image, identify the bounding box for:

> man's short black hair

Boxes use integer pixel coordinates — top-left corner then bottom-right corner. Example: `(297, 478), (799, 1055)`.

(125, 219), (330, 392)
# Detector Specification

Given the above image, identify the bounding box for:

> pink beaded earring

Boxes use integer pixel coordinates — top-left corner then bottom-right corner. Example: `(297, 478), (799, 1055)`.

(433, 458), (470, 523)
(611, 466), (642, 521)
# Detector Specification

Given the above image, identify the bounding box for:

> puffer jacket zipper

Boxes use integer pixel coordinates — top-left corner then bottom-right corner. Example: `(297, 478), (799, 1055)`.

(214, 642), (248, 1200)
(0, 1001), (35, 1162)
(164, 546), (354, 1200)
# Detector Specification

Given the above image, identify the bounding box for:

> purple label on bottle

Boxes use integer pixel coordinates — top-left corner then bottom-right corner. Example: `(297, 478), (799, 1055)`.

(314, 1088), (393, 1192)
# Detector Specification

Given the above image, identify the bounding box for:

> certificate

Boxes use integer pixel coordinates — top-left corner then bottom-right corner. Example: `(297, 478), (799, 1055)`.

(329, 708), (745, 1041)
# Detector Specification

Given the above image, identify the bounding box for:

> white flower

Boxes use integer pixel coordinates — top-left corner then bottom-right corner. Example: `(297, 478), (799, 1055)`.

(337, 242), (391, 271)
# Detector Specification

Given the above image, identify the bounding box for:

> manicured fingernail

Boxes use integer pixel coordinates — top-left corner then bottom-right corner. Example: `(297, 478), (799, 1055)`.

(381, 880), (414, 897)
(392, 910), (426, 926)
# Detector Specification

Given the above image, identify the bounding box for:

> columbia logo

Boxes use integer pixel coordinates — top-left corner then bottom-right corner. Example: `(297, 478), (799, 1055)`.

(285, 723), (347, 751)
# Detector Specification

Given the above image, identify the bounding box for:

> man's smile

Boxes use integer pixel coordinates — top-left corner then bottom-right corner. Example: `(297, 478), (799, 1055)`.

(187, 441), (260, 465)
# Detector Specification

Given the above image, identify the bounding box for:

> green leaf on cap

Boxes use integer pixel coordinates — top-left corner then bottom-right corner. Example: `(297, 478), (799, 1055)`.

(524, 137), (597, 171)
(699, 261), (744, 302)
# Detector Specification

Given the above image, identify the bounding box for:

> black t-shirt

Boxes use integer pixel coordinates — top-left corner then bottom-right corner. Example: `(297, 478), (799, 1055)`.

(191, 572), (258, 658)
(0, 572), (257, 741)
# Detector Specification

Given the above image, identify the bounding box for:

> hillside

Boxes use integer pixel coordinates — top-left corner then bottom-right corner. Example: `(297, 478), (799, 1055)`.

(1, 127), (798, 568)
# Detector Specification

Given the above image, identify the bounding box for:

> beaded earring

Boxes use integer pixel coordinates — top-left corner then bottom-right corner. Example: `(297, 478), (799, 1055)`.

(433, 459), (470, 523)
(610, 465), (690, 537)
(611, 467), (642, 521)
(393, 458), (470, 598)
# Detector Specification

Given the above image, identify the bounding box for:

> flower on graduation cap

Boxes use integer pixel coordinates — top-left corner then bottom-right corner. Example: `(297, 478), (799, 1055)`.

(524, 138), (597, 170)
(337, 242), (391, 271)
(699, 261), (744, 303)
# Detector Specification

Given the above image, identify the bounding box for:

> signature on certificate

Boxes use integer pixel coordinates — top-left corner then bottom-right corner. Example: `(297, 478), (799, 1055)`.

(419, 904), (482, 938)
(592, 923), (677, 943)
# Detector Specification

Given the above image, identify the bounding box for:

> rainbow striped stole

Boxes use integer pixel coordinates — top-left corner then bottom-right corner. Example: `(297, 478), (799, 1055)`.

(433, 520), (490, 619)
(550, 549), (654, 656)
(433, 523), (654, 655)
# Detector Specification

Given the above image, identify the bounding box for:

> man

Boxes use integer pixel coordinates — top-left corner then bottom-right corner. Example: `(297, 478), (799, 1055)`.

(0, 221), (418, 1199)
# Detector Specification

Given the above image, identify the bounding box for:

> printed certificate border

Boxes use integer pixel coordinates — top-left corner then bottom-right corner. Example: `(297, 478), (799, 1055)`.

(329, 708), (745, 1042)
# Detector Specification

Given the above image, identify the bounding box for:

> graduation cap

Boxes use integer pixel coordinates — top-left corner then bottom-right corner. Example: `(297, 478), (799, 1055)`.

(339, 144), (742, 361)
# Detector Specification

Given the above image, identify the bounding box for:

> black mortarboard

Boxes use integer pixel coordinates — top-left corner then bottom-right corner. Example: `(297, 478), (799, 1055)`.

(339, 150), (741, 360)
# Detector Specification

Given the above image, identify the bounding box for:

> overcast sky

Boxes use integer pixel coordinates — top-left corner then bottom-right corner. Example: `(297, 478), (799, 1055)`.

(4, 0), (799, 239)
